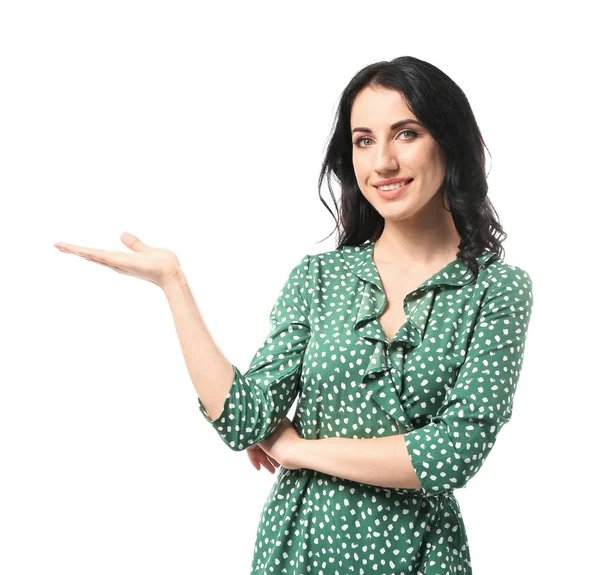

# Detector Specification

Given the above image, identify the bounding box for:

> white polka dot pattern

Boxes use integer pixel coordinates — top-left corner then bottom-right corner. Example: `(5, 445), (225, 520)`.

(197, 253), (312, 450)
(197, 240), (534, 574)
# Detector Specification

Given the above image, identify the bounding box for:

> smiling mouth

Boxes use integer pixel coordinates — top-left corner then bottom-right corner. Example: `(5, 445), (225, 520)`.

(374, 179), (413, 191)
(374, 179), (413, 199)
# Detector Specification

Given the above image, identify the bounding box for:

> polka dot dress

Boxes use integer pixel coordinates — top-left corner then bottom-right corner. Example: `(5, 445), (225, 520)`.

(198, 239), (534, 574)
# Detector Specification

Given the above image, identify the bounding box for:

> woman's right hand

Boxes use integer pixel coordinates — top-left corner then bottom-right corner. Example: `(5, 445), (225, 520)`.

(54, 232), (182, 289)
(247, 444), (281, 474)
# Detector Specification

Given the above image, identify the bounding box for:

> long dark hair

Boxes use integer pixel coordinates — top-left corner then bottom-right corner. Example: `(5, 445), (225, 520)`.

(317, 56), (506, 278)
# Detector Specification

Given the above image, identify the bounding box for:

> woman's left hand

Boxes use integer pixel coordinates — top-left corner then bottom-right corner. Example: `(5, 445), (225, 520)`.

(257, 417), (304, 470)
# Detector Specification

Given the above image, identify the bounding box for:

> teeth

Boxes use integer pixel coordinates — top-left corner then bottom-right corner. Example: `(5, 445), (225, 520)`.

(377, 180), (411, 191)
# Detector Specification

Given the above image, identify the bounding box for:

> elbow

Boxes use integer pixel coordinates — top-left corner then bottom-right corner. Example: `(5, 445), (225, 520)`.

(405, 438), (475, 495)
(210, 414), (284, 453)
(412, 458), (469, 495)
(404, 419), (504, 495)
(422, 448), (489, 493)
(213, 422), (261, 452)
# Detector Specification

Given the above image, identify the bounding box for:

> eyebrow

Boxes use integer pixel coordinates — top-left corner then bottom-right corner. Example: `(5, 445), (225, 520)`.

(351, 119), (423, 134)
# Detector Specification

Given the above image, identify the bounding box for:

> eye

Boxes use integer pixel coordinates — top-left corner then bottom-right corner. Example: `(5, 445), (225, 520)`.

(353, 129), (418, 148)
(354, 136), (374, 148)
(397, 129), (418, 140)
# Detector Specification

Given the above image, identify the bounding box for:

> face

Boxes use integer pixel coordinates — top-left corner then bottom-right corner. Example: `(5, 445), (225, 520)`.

(350, 85), (447, 222)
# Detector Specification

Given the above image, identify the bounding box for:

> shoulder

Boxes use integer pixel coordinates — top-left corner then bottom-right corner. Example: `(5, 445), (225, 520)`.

(305, 245), (351, 267)
(477, 254), (534, 315)
(479, 253), (533, 294)
(292, 246), (348, 274)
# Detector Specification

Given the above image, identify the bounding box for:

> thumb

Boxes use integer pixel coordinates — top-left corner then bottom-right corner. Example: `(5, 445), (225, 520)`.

(120, 232), (149, 252)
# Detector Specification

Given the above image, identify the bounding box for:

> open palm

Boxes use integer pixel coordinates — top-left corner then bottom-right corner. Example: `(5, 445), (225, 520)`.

(54, 232), (181, 289)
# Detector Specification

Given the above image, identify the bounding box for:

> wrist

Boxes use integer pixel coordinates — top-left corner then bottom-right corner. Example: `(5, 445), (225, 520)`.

(161, 268), (187, 294)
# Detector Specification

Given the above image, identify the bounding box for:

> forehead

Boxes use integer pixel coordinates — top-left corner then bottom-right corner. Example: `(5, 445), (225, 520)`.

(350, 86), (415, 127)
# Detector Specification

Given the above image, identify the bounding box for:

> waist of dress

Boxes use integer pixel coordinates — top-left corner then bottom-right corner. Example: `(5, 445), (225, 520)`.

(391, 486), (455, 501)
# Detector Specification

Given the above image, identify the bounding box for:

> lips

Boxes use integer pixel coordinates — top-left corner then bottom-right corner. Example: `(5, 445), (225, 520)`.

(373, 177), (413, 187)
(374, 179), (413, 199)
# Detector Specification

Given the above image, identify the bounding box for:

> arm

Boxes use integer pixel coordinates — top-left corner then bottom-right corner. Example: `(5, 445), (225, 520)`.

(162, 271), (236, 422)
(402, 267), (534, 495)
(291, 433), (421, 489)
(289, 266), (533, 493)
(165, 254), (312, 452)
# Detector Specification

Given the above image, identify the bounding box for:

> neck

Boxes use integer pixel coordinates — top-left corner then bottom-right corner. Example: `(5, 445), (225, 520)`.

(374, 192), (461, 266)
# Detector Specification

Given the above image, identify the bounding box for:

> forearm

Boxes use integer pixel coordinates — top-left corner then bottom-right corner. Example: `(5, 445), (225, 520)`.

(162, 269), (234, 421)
(292, 434), (422, 490)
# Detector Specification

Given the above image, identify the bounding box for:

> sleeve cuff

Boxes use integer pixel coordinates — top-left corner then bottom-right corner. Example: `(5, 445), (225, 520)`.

(404, 427), (446, 496)
(197, 365), (242, 427)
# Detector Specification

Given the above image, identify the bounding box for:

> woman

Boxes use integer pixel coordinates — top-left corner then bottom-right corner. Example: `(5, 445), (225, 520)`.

(55, 56), (534, 574)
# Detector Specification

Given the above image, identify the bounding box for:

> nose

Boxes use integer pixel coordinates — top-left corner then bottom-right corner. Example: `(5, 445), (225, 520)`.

(374, 141), (399, 173)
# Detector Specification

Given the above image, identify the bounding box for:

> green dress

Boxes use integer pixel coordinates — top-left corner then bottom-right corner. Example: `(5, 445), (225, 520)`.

(198, 239), (534, 574)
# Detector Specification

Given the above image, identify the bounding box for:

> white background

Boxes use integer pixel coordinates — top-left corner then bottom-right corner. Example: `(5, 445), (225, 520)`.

(1, 1), (598, 573)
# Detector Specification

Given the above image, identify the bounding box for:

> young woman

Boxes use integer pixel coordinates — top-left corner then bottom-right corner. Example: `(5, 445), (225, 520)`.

(55, 56), (534, 574)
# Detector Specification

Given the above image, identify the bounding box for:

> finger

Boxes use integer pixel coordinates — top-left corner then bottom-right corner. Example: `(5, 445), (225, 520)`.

(85, 259), (131, 276)
(267, 456), (280, 468)
(62, 249), (129, 276)
(82, 257), (126, 273)
(120, 232), (149, 253)
(259, 453), (276, 474)
(55, 242), (99, 253)
(54, 242), (122, 262)
(247, 451), (260, 471)
(249, 450), (271, 473)
(57, 244), (132, 269)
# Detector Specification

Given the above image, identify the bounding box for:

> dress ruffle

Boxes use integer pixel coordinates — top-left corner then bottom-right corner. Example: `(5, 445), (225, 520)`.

(340, 240), (498, 433)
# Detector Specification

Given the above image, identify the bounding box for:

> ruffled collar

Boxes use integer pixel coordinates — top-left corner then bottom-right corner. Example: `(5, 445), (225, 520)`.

(338, 239), (498, 430)
(341, 238), (497, 295)
(340, 238), (497, 347)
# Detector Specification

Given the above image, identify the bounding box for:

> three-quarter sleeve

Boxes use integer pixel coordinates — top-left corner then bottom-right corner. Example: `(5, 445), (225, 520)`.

(197, 253), (312, 451)
(403, 266), (534, 495)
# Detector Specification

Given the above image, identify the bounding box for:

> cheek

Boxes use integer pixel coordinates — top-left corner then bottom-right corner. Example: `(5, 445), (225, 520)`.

(353, 158), (369, 184)
(425, 149), (446, 179)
